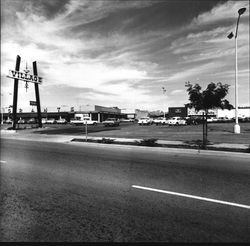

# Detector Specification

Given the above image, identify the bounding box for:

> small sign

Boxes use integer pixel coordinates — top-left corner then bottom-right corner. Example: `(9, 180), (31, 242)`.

(30, 101), (37, 106)
(7, 70), (43, 84)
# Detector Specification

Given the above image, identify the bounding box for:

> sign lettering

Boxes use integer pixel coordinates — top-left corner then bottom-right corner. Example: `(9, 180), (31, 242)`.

(7, 70), (43, 84)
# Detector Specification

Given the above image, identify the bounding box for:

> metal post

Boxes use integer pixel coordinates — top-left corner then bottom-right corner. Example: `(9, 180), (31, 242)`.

(234, 36), (240, 133)
(12, 55), (21, 130)
(1, 108), (3, 124)
(33, 61), (42, 128)
(85, 121), (88, 141)
(202, 112), (206, 146)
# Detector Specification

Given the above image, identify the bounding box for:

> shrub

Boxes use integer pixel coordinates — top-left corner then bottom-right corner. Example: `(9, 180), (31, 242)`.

(136, 138), (158, 146)
(246, 145), (250, 153)
(98, 138), (115, 144)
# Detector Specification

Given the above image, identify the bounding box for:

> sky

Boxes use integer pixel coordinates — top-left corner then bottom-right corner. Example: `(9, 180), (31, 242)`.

(1, 0), (249, 113)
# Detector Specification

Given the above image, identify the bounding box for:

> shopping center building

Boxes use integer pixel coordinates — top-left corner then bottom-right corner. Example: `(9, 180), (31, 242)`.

(2, 105), (128, 123)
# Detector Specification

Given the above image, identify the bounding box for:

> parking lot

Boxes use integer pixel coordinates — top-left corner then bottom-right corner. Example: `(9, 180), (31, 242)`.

(2, 121), (249, 145)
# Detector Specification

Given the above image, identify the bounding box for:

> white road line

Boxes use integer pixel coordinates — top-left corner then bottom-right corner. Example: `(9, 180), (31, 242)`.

(0, 160), (7, 163)
(132, 185), (250, 210)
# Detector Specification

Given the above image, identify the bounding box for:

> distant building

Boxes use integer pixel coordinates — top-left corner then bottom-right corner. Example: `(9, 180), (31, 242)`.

(217, 107), (250, 119)
(148, 110), (164, 118)
(187, 108), (217, 117)
(135, 109), (149, 119)
(187, 107), (250, 119)
(120, 109), (136, 119)
(2, 105), (127, 123)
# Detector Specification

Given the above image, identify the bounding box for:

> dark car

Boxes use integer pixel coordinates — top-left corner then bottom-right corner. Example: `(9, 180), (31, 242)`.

(102, 118), (120, 127)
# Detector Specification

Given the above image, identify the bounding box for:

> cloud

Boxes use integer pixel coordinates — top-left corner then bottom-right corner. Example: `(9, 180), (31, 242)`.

(170, 89), (184, 95)
(1, 0), (249, 110)
(167, 62), (219, 82)
(191, 0), (249, 27)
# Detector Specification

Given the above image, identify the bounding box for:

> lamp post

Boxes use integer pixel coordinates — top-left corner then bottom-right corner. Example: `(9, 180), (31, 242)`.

(162, 87), (167, 118)
(1, 107), (4, 124)
(227, 7), (246, 134)
(0, 93), (3, 124)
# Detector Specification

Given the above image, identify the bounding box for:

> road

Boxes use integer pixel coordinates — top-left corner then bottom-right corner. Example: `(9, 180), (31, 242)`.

(1, 138), (250, 242)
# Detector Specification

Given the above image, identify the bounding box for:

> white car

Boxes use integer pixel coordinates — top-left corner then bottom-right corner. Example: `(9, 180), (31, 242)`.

(70, 117), (98, 126)
(138, 117), (151, 125)
(56, 118), (67, 124)
(5, 118), (13, 124)
(207, 117), (217, 123)
(167, 117), (186, 126)
(46, 118), (56, 124)
(42, 118), (47, 124)
(153, 117), (168, 125)
(120, 118), (135, 122)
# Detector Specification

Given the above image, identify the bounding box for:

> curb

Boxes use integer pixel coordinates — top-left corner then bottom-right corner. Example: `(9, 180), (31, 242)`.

(71, 137), (250, 154)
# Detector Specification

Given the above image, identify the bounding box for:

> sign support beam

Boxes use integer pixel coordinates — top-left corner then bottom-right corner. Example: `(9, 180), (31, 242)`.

(33, 61), (42, 127)
(12, 55), (21, 130)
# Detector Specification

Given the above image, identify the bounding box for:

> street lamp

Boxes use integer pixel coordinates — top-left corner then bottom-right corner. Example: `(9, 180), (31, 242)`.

(162, 87), (167, 118)
(227, 7), (246, 134)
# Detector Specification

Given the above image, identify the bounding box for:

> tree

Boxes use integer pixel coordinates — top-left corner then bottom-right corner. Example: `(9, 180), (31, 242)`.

(185, 82), (233, 146)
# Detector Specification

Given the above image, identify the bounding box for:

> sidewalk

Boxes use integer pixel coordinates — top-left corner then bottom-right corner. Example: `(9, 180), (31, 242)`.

(1, 129), (249, 153)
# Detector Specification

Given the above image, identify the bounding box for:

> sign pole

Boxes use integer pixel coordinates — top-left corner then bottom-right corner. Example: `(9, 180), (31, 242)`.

(33, 61), (42, 127)
(12, 55), (21, 130)
(85, 121), (88, 142)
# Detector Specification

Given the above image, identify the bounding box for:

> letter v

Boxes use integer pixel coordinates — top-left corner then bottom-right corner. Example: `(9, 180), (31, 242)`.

(11, 70), (17, 77)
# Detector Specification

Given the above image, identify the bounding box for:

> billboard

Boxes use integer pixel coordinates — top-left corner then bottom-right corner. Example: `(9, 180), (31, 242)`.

(168, 107), (188, 117)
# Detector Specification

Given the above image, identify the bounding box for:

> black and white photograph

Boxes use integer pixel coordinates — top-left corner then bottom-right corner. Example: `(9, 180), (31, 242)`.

(1, 0), (250, 242)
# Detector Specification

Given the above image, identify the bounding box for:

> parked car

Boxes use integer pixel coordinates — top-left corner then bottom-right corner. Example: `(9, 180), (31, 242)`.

(207, 117), (218, 123)
(5, 118), (13, 124)
(120, 118), (135, 122)
(207, 117), (214, 123)
(185, 117), (198, 125)
(153, 117), (168, 125)
(27, 118), (37, 124)
(102, 118), (120, 127)
(56, 118), (67, 124)
(46, 118), (56, 124)
(167, 117), (186, 126)
(18, 118), (26, 124)
(42, 118), (47, 124)
(138, 117), (151, 126)
(216, 117), (231, 123)
(70, 116), (98, 125)
(241, 117), (250, 122)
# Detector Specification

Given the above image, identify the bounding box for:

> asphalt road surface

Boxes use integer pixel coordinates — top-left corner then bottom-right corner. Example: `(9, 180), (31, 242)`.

(1, 138), (250, 242)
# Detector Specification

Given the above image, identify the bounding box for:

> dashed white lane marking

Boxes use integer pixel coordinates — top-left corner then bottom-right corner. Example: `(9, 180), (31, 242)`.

(0, 160), (7, 163)
(132, 185), (250, 210)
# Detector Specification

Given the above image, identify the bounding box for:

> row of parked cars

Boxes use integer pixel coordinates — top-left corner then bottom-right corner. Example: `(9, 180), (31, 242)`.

(138, 117), (187, 126)
(3, 118), (68, 124)
(138, 116), (250, 126)
(4, 117), (125, 127)
(207, 116), (250, 123)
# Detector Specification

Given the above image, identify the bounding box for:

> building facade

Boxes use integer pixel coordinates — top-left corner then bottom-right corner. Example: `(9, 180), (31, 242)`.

(135, 109), (149, 119)
(2, 105), (127, 123)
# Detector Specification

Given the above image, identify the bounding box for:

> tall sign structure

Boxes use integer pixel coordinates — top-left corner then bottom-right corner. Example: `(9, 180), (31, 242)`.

(7, 55), (43, 130)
